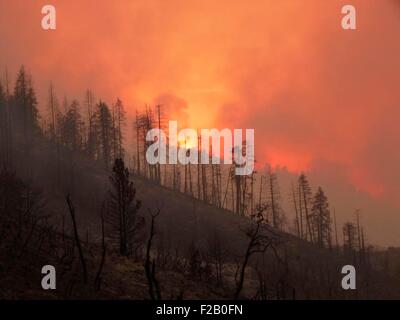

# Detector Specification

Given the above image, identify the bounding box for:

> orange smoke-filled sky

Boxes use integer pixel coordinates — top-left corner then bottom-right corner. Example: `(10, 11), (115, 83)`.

(1, 0), (400, 244)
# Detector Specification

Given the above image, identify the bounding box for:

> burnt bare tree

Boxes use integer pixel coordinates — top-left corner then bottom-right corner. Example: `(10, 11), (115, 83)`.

(144, 208), (162, 300)
(94, 203), (107, 290)
(297, 174), (314, 243)
(265, 168), (283, 229)
(65, 194), (88, 284)
(84, 89), (97, 160)
(111, 98), (126, 160)
(234, 206), (278, 300)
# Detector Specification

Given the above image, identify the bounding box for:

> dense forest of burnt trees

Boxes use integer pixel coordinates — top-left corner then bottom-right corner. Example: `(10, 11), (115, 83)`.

(1, 65), (388, 299)
(132, 101), (368, 256)
(0, 65), (369, 256)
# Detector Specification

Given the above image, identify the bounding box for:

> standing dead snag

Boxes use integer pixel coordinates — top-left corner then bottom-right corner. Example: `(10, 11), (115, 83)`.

(234, 206), (277, 300)
(144, 208), (161, 300)
(94, 203), (107, 291)
(291, 181), (301, 238)
(298, 173), (314, 242)
(65, 194), (88, 284)
(266, 168), (282, 229)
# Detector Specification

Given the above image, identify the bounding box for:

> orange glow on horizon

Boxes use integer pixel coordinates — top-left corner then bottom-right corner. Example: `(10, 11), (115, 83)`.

(1, 0), (400, 207)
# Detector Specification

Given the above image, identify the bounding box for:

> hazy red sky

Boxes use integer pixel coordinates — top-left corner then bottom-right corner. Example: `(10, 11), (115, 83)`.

(1, 0), (400, 245)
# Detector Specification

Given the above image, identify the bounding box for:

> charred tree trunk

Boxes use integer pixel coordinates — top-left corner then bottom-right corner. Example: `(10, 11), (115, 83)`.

(66, 194), (88, 284)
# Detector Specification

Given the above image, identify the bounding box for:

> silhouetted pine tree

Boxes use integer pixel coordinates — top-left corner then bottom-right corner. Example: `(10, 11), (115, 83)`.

(13, 66), (40, 141)
(107, 158), (143, 256)
(311, 187), (331, 248)
(111, 98), (126, 160)
(96, 101), (113, 169)
(298, 173), (314, 242)
(60, 99), (84, 152)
